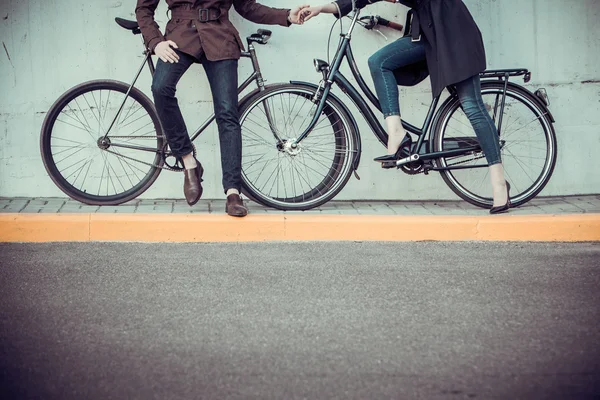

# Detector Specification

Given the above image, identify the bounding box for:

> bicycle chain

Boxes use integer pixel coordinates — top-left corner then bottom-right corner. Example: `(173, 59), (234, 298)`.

(415, 152), (487, 175)
(101, 135), (195, 172)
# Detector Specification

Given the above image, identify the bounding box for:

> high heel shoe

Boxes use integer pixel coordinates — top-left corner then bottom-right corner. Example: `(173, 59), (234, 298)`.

(374, 133), (411, 162)
(374, 146), (404, 162)
(489, 181), (511, 214)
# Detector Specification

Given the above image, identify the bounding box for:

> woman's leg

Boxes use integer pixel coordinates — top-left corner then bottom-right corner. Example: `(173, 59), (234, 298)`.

(455, 75), (508, 207)
(151, 50), (197, 168)
(368, 37), (426, 155)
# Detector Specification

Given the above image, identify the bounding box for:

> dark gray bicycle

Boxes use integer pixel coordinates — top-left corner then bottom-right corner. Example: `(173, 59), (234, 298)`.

(40, 17), (284, 205)
(237, 6), (557, 211)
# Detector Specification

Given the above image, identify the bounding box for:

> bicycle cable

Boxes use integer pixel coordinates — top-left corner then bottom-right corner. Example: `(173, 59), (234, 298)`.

(327, 14), (342, 66)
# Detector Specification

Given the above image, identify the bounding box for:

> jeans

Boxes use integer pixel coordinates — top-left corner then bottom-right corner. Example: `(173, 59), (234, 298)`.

(454, 75), (502, 165)
(151, 49), (242, 192)
(368, 37), (502, 165)
(368, 36), (426, 118)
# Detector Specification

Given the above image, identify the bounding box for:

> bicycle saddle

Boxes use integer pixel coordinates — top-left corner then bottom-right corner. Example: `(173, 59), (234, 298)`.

(115, 18), (141, 34)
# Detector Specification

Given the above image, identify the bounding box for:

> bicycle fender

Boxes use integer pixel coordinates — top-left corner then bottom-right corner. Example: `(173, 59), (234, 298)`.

(433, 81), (556, 134)
(290, 80), (363, 172)
(238, 83), (283, 109)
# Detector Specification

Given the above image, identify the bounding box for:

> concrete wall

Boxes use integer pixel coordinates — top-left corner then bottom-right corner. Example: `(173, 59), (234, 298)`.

(1, 0), (599, 201)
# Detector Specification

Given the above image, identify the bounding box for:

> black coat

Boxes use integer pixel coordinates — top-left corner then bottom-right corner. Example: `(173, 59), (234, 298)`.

(334, 0), (487, 97)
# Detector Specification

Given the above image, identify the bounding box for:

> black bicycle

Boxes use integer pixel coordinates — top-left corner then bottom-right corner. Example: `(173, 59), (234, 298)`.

(237, 6), (557, 210)
(40, 17), (284, 205)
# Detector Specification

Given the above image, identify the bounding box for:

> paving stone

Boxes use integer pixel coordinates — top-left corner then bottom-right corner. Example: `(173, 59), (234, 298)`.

(0, 199), (30, 212)
(1, 195), (599, 216)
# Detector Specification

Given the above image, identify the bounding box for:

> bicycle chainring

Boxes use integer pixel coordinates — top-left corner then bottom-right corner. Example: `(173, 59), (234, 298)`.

(398, 143), (424, 175)
(162, 143), (197, 172)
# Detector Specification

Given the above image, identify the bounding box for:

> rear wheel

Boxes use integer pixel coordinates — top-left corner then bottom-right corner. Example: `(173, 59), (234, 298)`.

(432, 82), (557, 208)
(40, 80), (165, 205)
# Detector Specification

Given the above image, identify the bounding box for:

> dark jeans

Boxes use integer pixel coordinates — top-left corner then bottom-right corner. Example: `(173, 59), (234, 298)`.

(151, 49), (242, 192)
(368, 37), (502, 165)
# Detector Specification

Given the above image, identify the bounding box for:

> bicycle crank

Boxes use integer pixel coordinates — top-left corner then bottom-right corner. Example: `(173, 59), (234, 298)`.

(381, 154), (420, 170)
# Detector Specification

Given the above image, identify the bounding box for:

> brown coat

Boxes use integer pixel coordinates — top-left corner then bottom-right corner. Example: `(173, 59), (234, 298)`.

(135, 0), (290, 61)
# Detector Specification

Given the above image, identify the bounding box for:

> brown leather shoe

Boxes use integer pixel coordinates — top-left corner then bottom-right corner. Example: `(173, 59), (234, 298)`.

(183, 163), (204, 206)
(225, 193), (248, 217)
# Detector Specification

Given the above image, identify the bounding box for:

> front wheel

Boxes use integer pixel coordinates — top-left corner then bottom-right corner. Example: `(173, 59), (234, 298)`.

(432, 82), (557, 208)
(238, 84), (358, 211)
(40, 80), (165, 205)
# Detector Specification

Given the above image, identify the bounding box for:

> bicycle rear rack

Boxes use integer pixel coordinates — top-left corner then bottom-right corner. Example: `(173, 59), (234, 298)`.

(480, 68), (531, 83)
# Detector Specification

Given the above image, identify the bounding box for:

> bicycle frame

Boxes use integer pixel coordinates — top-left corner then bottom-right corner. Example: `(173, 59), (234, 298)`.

(294, 9), (488, 170)
(102, 41), (270, 153)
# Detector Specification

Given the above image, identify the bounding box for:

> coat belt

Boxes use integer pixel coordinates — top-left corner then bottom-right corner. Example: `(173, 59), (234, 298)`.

(170, 7), (221, 22)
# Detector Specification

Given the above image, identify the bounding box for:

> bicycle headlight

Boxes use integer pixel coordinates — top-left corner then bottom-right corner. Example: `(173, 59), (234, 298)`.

(313, 58), (329, 73)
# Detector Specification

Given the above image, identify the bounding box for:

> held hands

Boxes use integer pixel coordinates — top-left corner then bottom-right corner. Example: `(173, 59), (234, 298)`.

(298, 5), (323, 23)
(155, 40), (180, 63)
(288, 5), (311, 24)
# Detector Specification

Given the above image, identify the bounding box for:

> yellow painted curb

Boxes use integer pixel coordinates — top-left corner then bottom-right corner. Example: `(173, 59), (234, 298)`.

(0, 214), (90, 243)
(0, 213), (599, 243)
(89, 214), (285, 242)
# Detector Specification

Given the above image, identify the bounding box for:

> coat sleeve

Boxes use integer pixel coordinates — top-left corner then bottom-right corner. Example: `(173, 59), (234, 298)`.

(332, 0), (383, 18)
(233, 0), (291, 27)
(395, 0), (417, 8)
(135, 0), (165, 51)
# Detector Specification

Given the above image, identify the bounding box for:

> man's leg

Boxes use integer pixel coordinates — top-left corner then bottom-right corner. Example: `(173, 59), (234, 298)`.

(201, 57), (247, 217)
(152, 50), (204, 205)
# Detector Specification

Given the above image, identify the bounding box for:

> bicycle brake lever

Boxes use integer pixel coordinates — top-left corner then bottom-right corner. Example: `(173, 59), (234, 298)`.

(374, 28), (388, 41)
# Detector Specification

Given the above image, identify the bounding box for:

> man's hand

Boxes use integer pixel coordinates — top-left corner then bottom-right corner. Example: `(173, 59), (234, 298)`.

(154, 40), (180, 63)
(288, 4), (311, 24)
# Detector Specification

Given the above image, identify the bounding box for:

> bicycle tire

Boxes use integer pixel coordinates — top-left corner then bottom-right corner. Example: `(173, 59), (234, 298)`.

(238, 84), (358, 211)
(432, 81), (557, 208)
(40, 80), (165, 205)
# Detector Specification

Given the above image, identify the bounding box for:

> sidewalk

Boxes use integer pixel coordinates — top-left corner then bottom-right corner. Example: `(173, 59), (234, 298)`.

(1, 195), (599, 242)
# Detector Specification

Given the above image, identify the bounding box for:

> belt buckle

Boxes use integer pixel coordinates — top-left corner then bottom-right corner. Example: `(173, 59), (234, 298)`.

(199, 8), (209, 22)
(411, 34), (421, 42)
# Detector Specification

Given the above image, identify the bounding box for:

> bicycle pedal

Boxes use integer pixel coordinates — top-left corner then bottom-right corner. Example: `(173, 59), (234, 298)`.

(381, 161), (396, 169)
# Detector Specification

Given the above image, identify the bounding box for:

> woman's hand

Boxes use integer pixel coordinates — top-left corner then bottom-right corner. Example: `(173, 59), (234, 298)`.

(154, 40), (180, 63)
(288, 5), (311, 24)
(299, 5), (323, 23)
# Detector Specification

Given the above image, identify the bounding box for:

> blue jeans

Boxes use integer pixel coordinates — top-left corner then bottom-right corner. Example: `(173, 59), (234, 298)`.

(151, 50), (242, 192)
(368, 37), (502, 165)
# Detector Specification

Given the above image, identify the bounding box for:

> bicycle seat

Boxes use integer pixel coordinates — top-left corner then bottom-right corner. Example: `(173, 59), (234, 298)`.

(246, 29), (272, 45)
(115, 17), (141, 35)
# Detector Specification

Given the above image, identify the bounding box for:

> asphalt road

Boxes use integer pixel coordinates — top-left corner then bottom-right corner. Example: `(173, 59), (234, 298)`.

(1, 242), (599, 400)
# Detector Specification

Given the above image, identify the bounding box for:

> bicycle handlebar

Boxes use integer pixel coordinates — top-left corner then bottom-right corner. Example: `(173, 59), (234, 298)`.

(358, 15), (404, 32)
(376, 16), (404, 31)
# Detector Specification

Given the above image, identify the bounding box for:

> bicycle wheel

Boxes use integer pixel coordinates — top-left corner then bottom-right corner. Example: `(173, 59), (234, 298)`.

(239, 84), (357, 211)
(432, 81), (557, 208)
(40, 80), (165, 205)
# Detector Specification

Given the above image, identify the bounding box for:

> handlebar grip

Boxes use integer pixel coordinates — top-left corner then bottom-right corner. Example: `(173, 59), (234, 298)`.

(378, 17), (404, 32)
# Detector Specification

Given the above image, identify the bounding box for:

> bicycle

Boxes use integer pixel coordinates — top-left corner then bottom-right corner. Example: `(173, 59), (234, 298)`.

(40, 17), (284, 205)
(236, 3), (557, 211)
